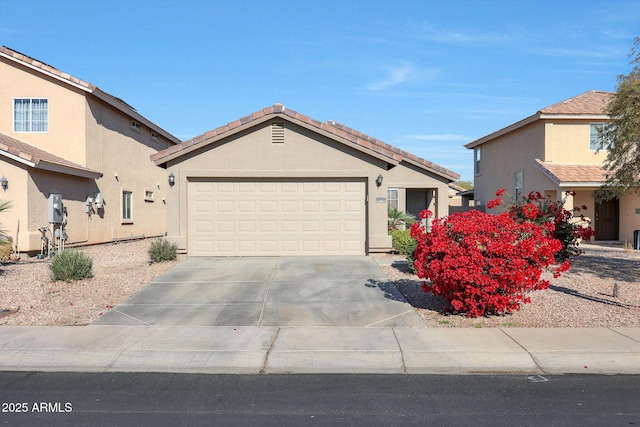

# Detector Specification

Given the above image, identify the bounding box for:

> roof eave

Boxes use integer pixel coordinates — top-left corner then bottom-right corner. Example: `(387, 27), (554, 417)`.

(153, 112), (401, 168)
(401, 158), (460, 182)
(92, 88), (181, 145)
(465, 113), (540, 149)
(35, 161), (103, 179)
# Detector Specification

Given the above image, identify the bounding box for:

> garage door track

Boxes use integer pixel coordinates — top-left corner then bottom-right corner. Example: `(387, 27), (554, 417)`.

(93, 256), (423, 327)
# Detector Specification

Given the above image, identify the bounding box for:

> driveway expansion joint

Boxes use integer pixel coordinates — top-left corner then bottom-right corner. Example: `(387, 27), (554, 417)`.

(498, 327), (546, 374)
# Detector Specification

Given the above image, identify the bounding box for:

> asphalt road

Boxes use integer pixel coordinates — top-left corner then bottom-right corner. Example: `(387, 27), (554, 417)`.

(1, 373), (639, 426)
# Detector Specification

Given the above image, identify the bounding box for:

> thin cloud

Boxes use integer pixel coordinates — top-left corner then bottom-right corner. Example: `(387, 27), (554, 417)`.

(366, 63), (440, 91)
(409, 23), (513, 45)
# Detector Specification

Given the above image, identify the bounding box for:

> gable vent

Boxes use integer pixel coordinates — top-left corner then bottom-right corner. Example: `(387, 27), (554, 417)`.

(272, 122), (285, 143)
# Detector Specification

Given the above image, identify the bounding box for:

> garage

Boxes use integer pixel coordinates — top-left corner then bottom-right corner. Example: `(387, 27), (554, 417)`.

(188, 178), (366, 256)
(153, 104), (459, 256)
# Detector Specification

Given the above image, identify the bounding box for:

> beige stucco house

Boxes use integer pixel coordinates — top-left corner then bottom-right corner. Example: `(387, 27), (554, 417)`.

(152, 104), (460, 256)
(465, 90), (640, 242)
(0, 46), (180, 253)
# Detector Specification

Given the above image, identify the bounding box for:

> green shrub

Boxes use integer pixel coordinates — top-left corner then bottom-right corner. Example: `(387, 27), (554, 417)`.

(391, 229), (417, 274)
(148, 238), (177, 263)
(390, 229), (416, 256)
(50, 250), (93, 282)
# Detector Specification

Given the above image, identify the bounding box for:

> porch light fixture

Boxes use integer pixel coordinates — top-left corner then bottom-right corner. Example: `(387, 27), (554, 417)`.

(168, 173), (175, 187)
(0, 175), (7, 191)
(375, 174), (383, 187)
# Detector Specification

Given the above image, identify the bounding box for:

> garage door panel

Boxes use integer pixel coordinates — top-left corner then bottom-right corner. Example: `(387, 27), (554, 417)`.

(188, 180), (366, 256)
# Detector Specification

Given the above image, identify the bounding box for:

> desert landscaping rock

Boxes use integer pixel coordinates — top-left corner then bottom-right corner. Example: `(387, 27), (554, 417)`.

(1, 240), (638, 327)
(384, 243), (640, 328)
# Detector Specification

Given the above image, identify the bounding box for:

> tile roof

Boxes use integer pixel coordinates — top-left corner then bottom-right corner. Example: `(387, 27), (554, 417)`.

(534, 159), (607, 185)
(539, 90), (613, 115)
(0, 132), (102, 178)
(466, 90), (614, 149)
(152, 104), (460, 181)
(0, 46), (180, 144)
(0, 46), (96, 90)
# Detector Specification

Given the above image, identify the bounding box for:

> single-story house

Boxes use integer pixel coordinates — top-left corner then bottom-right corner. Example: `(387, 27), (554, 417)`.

(152, 104), (460, 256)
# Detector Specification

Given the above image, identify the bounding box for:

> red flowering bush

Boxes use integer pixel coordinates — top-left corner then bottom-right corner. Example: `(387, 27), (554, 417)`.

(411, 191), (569, 317)
(508, 191), (595, 262)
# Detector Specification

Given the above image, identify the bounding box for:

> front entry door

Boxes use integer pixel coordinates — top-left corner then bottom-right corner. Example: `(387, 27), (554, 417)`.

(595, 198), (619, 240)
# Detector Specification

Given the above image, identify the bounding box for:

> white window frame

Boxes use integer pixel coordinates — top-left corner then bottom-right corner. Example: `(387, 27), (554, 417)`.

(514, 170), (524, 201)
(131, 120), (141, 133)
(590, 123), (604, 151)
(387, 188), (399, 211)
(144, 189), (154, 202)
(122, 189), (133, 223)
(474, 147), (481, 176)
(13, 98), (49, 132)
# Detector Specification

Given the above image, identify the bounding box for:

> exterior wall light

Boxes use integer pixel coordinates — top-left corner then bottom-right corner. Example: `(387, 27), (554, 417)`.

(0, 175), (7, 191)
(168, 173), (175, 187)
(375, 174), (383, 187)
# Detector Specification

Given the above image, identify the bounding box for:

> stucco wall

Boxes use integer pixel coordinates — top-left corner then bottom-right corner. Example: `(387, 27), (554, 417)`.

(0, 160), (28, 250)
(83, 97), (172, 243)
(474, 121), (547, 209)
(164, 119), (451, 253)
(0, 57), (87, 164)
(546, 120), (608, 164)
(619, 193), (640, 243)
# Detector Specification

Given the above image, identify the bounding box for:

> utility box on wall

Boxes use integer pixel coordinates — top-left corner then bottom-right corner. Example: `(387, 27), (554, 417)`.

(48, 194), (63, 224)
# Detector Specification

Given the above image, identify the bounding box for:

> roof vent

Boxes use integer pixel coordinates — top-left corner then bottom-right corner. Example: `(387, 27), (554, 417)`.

(272, 122), (285, 143)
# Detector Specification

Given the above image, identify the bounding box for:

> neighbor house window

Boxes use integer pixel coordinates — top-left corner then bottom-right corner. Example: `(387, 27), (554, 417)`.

(122, 190), (132, 222)
(387, 188), (399, 211)
(144, 189), (154, 202)
(13, 98), (48, 132)
(150, 132), (159, 142)
(131, 120), (141, 132)
(474, 147), (481, 175)
(514, 171), (523, 201)
(590, 123), (604, 151)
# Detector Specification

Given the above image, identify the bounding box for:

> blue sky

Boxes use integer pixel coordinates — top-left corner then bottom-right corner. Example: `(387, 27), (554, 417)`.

(1, 0), (639, 181)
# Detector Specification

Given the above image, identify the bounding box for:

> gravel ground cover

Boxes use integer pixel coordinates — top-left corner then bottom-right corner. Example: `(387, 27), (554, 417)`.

(382, 243), (640, 327)
(1, 239), (638, 327)
(0, 239), (181, 326)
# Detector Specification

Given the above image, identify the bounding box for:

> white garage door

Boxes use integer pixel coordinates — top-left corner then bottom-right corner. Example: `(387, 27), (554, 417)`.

(188, 179), (366, 256)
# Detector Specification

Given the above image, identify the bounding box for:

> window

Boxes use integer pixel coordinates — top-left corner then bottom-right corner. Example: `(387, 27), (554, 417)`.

(144, 189), (154, 202)
(14, 98), (48, 132)
(131, 120), (141, 132)
(150, 132), (159, 142)
(590, 123), (604, 151)
(474, 147), (481, 175)
(514, 171), (523, 201)
(387, 188), (399, 211)
(122, 190), (132, 222)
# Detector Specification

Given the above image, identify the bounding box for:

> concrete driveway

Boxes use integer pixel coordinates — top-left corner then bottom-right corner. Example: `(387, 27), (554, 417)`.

(93, 256), (423, 327)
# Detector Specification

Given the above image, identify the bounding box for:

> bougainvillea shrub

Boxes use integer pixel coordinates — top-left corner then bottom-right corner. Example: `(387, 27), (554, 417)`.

(507, 191), (595, 262)
(410, 190), (570, 317)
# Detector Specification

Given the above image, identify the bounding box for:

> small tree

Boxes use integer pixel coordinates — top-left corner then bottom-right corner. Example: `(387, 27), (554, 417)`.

(388, 208), (415, 231)
(598, 37), (640, 195)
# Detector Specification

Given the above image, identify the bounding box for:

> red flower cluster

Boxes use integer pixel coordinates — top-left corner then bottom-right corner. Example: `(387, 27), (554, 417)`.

(508, 190), (595, 261)
(410, 192), (568, 317)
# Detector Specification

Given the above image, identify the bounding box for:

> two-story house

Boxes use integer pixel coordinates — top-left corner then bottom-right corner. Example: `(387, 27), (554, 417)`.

(465, 90), (640, 243)
(0, 46), (180, 253)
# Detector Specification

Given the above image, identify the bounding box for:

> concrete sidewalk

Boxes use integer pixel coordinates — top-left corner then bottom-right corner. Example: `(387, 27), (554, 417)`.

(0, 325), (638, 375)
